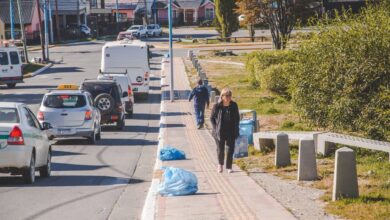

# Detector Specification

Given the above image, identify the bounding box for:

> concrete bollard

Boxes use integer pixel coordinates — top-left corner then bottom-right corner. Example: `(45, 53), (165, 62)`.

(317, 140), (337, 156)
(332, 147), (359, 201)
(275, 133), (291, 167)
(210, 91), (216, 103)
(298, 139), (318, 181)
(187, 50), (193, 59)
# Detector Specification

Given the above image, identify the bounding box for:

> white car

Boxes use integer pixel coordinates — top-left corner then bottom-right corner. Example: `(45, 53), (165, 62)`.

(98, 72), (135, 116)
(126, 25), (148, 38)
(38, 84), (101, 144)
(0, 102), (52, 184)
(147, 24), (162, 37)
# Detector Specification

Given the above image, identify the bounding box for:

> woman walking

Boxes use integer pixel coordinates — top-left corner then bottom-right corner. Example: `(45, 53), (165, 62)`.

(210, 88), (240, 173)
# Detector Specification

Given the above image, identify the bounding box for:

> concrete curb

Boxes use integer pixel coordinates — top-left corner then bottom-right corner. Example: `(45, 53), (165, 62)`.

(31, 63), (53, 77)
(141, 59), (168, 220)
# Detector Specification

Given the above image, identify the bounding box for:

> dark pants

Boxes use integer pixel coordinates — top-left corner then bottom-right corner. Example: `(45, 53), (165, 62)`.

(194, 104), (205, 125)
(215, 136), (235, 169)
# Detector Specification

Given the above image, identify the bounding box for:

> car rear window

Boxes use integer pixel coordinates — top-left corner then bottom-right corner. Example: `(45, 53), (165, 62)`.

(10, 51), (19, 65)
(0, 108), (19, 123)
(44, 95), (86, 108)
(0, 52), (9, 65)
(82, 83), (121, 101)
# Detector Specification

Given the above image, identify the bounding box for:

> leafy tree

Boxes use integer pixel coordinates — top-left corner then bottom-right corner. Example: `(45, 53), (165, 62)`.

(215, 0), (239, 40)
(235, 0), (262, 42)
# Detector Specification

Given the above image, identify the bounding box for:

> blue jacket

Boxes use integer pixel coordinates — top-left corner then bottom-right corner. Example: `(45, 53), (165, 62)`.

(189, 85), (210, 107)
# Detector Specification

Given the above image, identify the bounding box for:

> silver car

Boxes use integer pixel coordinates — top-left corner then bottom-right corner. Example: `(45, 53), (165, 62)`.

(38, 85), (101, 144)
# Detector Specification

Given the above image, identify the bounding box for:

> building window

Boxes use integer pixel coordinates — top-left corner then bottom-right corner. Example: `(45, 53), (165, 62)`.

(205, 8), (214, 19)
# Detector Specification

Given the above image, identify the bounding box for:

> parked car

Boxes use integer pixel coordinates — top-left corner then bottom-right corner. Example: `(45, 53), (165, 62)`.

(0, 45), (23, 88)
(67, 24), (91, 37)
(0, 102), (52, 184)
(97, 72), (135, 116)
(126, 25), (148, 38)
(38, 84), (101, 144)
(147, 24), (162, 37)
(117, 31), (134, 41)
(80, 80), (126, 130)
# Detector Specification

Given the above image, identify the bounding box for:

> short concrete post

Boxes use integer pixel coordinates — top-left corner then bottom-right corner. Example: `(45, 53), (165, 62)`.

(187, 50), (193, 59)
(275, 133), (291, 167)
(332, 147), (359, 201)
(298, 139), (318, 181)
(210, 91), (216, 103)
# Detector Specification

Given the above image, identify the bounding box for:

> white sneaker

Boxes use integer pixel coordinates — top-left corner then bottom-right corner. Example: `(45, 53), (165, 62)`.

(217, 165), (223, 173)
(227, 169), (233, 174)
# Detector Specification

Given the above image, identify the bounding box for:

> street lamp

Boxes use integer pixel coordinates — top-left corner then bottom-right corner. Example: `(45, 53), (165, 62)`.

(168, 0), (174, 102)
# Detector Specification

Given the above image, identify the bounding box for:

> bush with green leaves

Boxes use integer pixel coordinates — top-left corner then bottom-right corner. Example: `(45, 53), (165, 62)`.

(290, 3), (390, 140)
(245, 50), (295, 89)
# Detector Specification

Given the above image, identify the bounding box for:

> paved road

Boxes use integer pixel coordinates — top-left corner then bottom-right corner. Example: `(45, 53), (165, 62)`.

(0, 42), (163, 220)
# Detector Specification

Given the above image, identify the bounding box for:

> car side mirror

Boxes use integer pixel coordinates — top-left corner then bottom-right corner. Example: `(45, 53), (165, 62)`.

(123, 92), (128, 98)
(42, 122), (53, 130)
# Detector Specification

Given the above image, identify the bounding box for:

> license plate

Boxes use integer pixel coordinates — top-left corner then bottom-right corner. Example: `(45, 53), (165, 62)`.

(58, 128), (71, 134)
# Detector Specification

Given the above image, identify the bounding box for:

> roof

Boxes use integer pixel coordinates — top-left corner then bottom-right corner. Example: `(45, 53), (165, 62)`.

(0, 1), (36, 25)
(49, 90), (85, 95)
(105, 3), (137, 10)
(104, 40), (147, 48)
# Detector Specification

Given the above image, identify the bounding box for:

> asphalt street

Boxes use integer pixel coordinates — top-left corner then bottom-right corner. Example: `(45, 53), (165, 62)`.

(0, 42), (163, 220)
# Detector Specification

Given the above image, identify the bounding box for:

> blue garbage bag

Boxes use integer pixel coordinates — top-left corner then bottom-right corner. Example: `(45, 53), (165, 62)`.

(159, 146), (186, 161)
(158, 167), (198, 196)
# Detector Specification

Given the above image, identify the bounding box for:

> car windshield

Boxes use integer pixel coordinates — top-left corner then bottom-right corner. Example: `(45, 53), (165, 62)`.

(129, 26), (140, 30)
(44, 95), (86, 108)
(0, 108), (19, 123)
(147, 25), (154, 29)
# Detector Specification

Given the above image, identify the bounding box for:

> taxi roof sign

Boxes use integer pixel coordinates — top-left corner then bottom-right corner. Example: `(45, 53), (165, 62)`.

(57, 84), (79, 90)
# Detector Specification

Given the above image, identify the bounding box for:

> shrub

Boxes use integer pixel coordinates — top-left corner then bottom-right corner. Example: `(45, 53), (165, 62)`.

(245, 50), (295, 89)
(290, 2), (390, 140)
(260, 63), (291, 97)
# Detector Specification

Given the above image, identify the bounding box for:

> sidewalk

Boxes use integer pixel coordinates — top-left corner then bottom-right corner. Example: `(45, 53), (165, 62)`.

(148, 57), (296, 219)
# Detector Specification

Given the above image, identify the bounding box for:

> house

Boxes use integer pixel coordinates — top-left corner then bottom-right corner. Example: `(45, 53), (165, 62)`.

(104, 0), (138, 22)
(151, 0), (215, 25)
(0, 0), (42, 41)
(49, 0), (88, 29)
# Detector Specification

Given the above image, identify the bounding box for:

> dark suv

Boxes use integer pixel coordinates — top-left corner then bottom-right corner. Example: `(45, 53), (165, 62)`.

(80, 80), (126, 130)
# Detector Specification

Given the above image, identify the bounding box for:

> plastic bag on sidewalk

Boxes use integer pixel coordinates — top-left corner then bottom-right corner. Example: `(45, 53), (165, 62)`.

(159, 146), (186, 161)
(158, 167), (198, 196)
(234, 135), (249, 158)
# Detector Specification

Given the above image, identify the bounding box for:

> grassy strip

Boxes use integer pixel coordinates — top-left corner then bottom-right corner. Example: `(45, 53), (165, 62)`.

(22, 63), (45, 75)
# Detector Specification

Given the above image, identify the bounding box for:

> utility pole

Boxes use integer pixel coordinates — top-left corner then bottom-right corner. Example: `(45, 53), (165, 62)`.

(115, 0), (119, 32)
(55, 0), (61, 43)
(168, 0), (174, 102)
(153, 0), (157, 24)
(143, 0), (148, 24)
(36, 0), (46, 61)
(16, 0), (29, 63)
(48, 0), (54, 43)
(44, 0), (49, 60)
(10, 0), (15, 39)
(77, 0), (80, 26)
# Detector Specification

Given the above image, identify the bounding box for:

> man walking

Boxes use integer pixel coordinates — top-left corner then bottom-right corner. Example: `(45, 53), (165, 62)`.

(189, 79), (210, 129)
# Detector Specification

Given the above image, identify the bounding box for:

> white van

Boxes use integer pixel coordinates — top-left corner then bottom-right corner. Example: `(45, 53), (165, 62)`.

(0, 45), (23, 88)
(100, 40), (150, 99)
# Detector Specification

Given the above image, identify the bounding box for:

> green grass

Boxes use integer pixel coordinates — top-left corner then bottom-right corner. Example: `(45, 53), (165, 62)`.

(22, 63), (45, 75)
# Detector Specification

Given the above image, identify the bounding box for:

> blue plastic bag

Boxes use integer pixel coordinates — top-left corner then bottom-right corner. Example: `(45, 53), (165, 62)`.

(158, 167), (198, 196)
(159, 146), (186, 161)
(234, 135), (249, 158)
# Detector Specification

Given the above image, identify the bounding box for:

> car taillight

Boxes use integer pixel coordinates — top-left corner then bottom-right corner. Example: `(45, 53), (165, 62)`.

(37, 111), (44, 121)
(85, 110), (92, 120)
(144, 71), (149, 81)
(128, 85), (132, 96)
(7, 126), (24, 145)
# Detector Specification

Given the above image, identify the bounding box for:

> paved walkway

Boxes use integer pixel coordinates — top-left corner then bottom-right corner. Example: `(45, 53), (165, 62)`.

(150, 57), (295, 219)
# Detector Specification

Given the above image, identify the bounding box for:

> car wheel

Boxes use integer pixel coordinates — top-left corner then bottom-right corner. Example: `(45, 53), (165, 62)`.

(116, 117), (125, 130)
(94, 93), (114, 114)
(40, 148), (51, 178)
(7, 83), (16, 88)
(96, 125), (101, 140)
(87, 131), (96, 144)
(23, 152), (36, 184)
